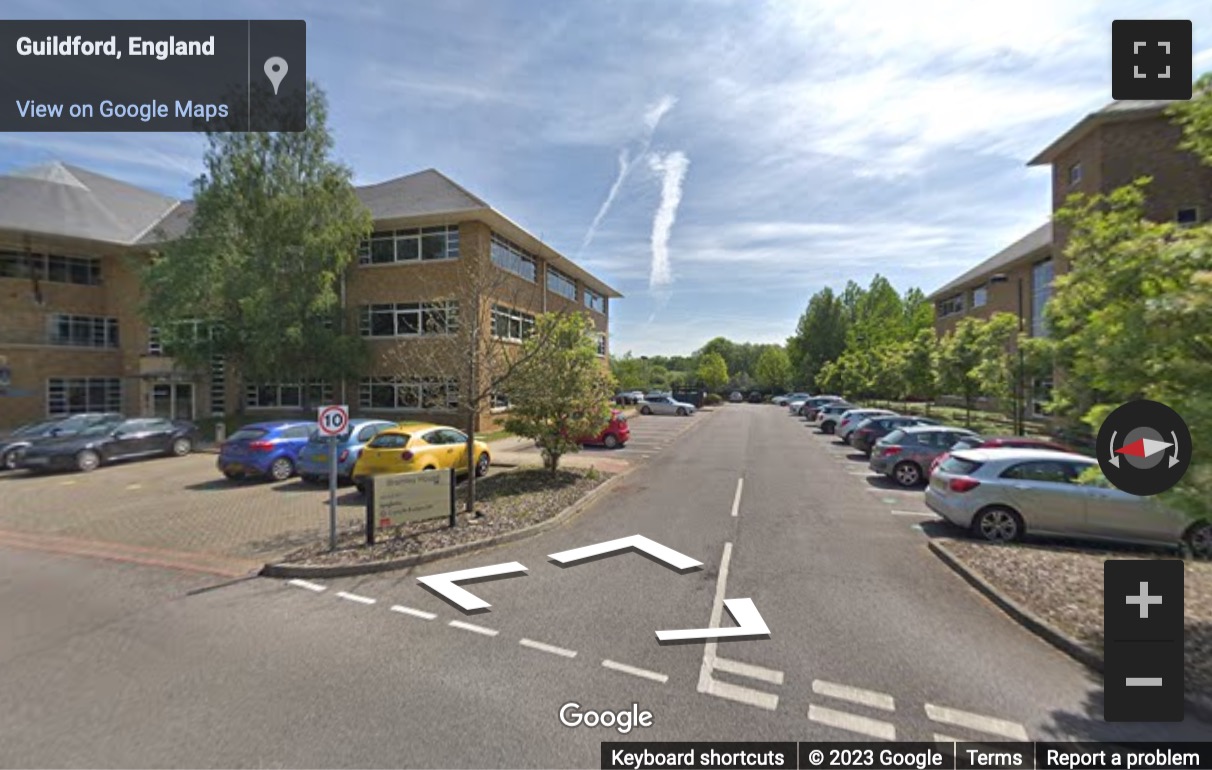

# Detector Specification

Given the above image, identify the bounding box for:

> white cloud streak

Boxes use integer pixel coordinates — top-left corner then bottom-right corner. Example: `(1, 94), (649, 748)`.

(579, 95), (676, 254)
(647, 151), (689, 289)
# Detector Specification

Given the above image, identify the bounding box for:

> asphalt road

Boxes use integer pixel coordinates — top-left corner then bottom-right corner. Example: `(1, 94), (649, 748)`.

(0, 404), (1208, 768)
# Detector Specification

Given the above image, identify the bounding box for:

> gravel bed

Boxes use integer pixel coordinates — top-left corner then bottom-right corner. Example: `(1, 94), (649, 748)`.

(940, 537), (1211, 696)
(278, 467), (610, 566)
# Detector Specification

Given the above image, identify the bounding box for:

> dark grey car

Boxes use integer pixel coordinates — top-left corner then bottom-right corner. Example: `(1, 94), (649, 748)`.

(0, 412), (124, 470)
(868, 425), (979, 487)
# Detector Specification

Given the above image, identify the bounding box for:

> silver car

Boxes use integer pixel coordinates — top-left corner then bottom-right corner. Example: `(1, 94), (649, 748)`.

(815, 403), (856, 434)
(638, 394), (696, 416)
(776, 392), (812, 407)
(926, 448), (1212, 557)
(836, 408), (898, 443)
(869, 425), (979, 487)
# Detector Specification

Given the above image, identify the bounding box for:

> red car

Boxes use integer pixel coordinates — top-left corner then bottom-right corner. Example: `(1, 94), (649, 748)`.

(929, 435), (1073, 476)
(580, 410), (630, 449)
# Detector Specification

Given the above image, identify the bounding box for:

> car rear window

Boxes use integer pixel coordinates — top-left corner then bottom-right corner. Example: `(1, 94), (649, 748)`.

(883, 429), (907, 444)
(368, 433), (410, 449)
(952, 436), (983, 450)
(228, 428), (268, 442)
(938, 456), (983, 475)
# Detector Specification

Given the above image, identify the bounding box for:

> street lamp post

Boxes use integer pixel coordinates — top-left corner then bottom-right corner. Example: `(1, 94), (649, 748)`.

(990, 274), (1026, 436)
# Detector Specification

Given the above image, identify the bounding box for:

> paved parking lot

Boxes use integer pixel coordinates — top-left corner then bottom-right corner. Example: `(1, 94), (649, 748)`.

(492, 407), (711, 468)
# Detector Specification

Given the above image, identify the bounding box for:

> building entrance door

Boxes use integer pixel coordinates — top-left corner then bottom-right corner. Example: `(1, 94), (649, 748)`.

(151, 382), (195, 420)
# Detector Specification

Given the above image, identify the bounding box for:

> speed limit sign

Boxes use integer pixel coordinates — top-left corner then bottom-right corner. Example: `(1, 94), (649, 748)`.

(317, 404), (350, 436)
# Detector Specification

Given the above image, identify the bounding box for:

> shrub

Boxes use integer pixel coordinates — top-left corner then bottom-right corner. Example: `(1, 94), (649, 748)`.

(705, 393), (723, 406)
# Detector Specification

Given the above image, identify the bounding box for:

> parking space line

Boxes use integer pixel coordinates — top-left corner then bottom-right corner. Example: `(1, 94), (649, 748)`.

(391, 605), (436, 620)
(890, 509), (932, 517)
(846, 471), (873, 476)
(335, 591), (376, 605)
(812, 680), (895, 711)
(713, 656), (784, 685)
(287, 579), (327, 592)
(702, 677), (779, 710)
(519, 638), (578, 658)
(808, 705), (897, 740)
(697, 542), (732, 692)
(730, 478), (744, 518)
(602, 659), (669, 683)
(449, 620), (499, 637)
(924, 704), (1029, 740)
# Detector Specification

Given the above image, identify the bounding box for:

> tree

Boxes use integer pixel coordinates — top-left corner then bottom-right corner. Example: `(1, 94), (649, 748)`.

(696, 352), (729, 393)
(610, 353), (647, 391)
(901, 328), (939, 403)
(970, 313), (1020, 419)
(937, 317), (988, 427)
(754, 347), (792, 392)
(141, 82), (372, 409)
(503, 313), (616, 474)
(788, 288), (848, 389)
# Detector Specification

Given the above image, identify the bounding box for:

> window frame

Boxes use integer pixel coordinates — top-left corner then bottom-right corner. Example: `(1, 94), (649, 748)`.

(547, 266), (577, 301)
(584, 288), (605, 313)
(491, 304), (536, 343)
(47, 314), (120, 349)
(1177, 207), (1200, 228)
(971, 284), (988, 309)
(358, 225), (460, 267)
(358, 376), (459, 412)
(490, 233), (538, 283)
(45, 377), (122, 416)
(360, 301), (460, 338)
(1068, 162), (1082, 187)
(243, 381), (333, 410)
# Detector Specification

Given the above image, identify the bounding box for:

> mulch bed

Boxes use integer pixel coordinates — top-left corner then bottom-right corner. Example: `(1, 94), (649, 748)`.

(278, 467), (610, 567)
(941, 537), (1212, 696)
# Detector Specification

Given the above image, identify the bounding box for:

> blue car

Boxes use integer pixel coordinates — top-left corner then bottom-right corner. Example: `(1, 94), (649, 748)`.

(297, 418), (396, 485)
(217, 420), (315, 482)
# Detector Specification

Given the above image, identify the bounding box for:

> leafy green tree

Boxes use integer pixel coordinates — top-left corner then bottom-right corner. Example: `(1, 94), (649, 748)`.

(610, 353), (647, 391)
(754, 347), (792, 392)
(902, 287), (935, 336)
(850, 274), (906, 351)
(142, 83), (372, 411)
(970, 313), (1020, 419)
(697, 352), (730, 393)
(901, 328), (939, 402)
(788, 288), (849, 389)
(503, 313), (616, 474)
(937, 317), (988, 427)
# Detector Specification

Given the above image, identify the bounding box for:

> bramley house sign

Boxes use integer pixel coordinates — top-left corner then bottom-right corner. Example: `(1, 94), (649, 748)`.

(366, 468), (456, 544)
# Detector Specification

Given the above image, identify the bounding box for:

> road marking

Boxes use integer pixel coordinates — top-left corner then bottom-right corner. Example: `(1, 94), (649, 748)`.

(125, 483), (142, 490)
(808, 705), (897, 740)
(713, 656), (784, 685)
(390, 605), (436, 620)
(335, 591), (376, 605)
(60, 480), (76, 486)
(730, 478), (744, 518)
(924, 704), (1029, 740)
(448, 620), (499, 637)
(602, 659), (668, 683)
(812, 680), (895, 711)
(702, 677), (779, 710)
(696, 542), (733, 693)
(519, 638), (578, 658)
(287, 579), (327, 592)
(847, 471), (872, 476)
(890, 509), (933, 517)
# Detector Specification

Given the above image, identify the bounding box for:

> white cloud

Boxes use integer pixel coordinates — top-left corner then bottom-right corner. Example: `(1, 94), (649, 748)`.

(647, 151), (689, 288)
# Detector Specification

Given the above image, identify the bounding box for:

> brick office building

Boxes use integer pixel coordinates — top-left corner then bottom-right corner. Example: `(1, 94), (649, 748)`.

(0, 163), (620, 432)
(927, 99), (1212, 416)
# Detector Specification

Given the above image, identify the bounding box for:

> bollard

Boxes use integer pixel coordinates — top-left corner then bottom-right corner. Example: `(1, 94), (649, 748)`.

(215, 422), (226, 444)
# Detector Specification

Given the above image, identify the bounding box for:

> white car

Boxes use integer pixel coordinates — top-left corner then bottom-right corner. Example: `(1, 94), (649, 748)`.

(638, 395), (696, 416)
(729, 391), (744, 403)
(774, 392), (811, 407)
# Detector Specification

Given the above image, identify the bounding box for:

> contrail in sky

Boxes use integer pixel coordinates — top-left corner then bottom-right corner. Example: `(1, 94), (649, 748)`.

(647, 151), (689, 289)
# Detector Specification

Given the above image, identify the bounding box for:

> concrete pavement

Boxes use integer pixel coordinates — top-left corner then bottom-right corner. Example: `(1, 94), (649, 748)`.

(0, 404), (1207, 768)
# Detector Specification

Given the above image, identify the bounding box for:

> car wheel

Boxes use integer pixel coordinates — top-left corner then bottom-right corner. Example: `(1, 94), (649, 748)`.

(640, 406), (652, 415)
(269, 457), (294, 482)
(822, 422), (835, 434)
(676, 407), (687, 416)
(424, 465), (437, 471)
(171, 437), (192, 457)
(1185, 521), (1212, 560)
(603, 433), (620, 449)
(892, 461), (923, 487)
(2, 448), (19, 471)
(222, 470), (241, 481)
(973, 506), (1024, 543)
(75, 449), (100, 473)
(476, 453), (490, 477)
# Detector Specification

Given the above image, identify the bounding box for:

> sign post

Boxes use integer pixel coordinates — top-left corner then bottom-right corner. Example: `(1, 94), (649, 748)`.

(317, 404), (350, 552)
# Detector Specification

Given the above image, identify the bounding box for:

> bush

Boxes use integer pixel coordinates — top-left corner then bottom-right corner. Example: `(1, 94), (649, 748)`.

(705, 393), (723, 406)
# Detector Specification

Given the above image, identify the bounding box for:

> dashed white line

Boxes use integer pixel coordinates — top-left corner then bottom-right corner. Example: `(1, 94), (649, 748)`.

(287, 579), (327, 592)
(713, 656), (784, 685)
(924, 704), (1029, 740)
(812, 680), (895, 711)
(730, 478), (744, 518)
(391, 605), (436, 620)
(336, 591), (376, 605)
(519, 638), (578, 658)
(809, 705), (897, 740)
(448, 620), (499, 637)
(602, 659), (669, 683)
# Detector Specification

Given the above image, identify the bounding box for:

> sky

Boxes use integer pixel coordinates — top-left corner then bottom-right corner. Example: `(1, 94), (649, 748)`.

(3, 0), (1211, 356)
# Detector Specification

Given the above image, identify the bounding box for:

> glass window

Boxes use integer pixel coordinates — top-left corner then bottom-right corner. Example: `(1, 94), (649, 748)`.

(584, 288), (605, 313)
(971, 285), (987, 308)
(244, 382), (331, 409)
(1068, 162), (1082, 186)
(370, 236), (395, 264)
(1001, 461), (1075, 483)
(359, 377), (458, 411)
(46, 377), (121, 416)
(356, 424), (386, 443)
(938, 456), (983, 475)
(396, 236), (420, 262)
(492, 305), (535, 342)
(369, 433), (409, 449)
(547, 267), (577, 300)
(1031, 258), (1054, 337)
(47, 314), (119, 348)
(936, 294), (964, 317)
(359, 226), (458, 265)
(1177, 207), (1199, 227)
(490, 233), (538, 282)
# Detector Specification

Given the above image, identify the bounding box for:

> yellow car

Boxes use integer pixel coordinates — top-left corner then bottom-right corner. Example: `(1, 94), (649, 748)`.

(351, 422), (491, 492)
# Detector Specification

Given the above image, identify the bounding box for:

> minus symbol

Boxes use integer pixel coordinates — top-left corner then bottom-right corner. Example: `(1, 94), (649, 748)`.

(1125, 677), (1163, 687)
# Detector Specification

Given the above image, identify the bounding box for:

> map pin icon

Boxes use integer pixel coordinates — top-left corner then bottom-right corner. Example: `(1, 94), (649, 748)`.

(264, 57), (288, 95)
